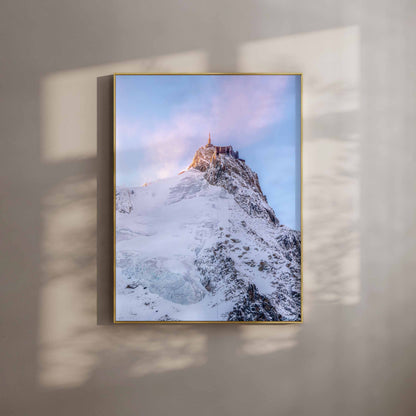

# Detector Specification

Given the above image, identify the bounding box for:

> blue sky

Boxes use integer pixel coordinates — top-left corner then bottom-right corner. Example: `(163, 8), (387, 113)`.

(115, 74), (301, 230)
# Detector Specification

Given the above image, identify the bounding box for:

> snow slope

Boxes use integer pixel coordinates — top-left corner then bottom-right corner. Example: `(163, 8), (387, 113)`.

(116, 145), (301, 321)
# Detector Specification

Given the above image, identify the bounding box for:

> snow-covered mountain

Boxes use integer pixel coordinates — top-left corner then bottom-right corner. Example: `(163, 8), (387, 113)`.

(115, 143), (301, 321)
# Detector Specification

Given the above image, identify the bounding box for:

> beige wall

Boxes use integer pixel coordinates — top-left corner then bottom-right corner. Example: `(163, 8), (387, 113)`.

(1, 1), (415, 415)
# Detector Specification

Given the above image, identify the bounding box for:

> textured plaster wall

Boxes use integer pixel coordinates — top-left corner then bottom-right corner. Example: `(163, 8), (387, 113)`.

(1, 1), (415, 415)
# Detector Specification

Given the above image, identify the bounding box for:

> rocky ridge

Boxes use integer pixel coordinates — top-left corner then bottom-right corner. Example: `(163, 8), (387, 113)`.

(115, 143), (301, 321)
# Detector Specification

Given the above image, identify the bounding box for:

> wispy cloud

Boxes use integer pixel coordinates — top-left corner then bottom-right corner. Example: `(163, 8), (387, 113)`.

(209, 76), (288, 142)
(116, 75), (294, 188)
(117, 76), (290, 183)
(115, 74), (300, 228)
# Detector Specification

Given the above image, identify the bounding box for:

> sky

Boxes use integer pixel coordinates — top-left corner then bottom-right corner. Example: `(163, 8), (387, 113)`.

(115, 74), (301, 230)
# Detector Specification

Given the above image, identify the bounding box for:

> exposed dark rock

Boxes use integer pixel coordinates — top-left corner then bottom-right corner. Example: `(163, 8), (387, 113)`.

(116, 189), (134, 213)
(117, 141), (301, 321)
(195, 241), (245, 299)
(189, 145), (280, 226)
(228, 284), (282, 321)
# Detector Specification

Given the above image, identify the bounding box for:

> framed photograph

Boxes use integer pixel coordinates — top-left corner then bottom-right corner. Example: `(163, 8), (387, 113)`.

(114, 73), (302, 323)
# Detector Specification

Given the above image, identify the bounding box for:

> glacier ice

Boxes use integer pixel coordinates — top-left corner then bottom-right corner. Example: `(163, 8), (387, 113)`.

(115, 145), (301, 321)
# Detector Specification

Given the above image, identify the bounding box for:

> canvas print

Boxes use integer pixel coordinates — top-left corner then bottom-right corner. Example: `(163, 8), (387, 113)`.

(114, 74), (302, 322)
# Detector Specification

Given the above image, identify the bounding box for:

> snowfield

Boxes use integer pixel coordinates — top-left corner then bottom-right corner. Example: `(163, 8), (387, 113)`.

(116, 146), (301, 321)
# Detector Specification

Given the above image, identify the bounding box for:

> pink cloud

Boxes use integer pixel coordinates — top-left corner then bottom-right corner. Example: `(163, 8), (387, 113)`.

(209, 76), (288, 143)
(117, 75), (290, 181)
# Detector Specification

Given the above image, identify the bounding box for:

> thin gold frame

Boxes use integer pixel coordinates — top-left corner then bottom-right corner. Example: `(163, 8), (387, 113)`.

(113, 73), (303, 324)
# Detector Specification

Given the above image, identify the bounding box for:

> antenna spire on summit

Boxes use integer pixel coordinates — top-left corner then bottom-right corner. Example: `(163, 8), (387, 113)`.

(208, 132), (211, 145)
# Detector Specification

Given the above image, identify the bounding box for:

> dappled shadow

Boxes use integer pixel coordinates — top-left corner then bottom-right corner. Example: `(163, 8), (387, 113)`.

(238, 26), (361, 312)
(35, 26), (362, 395)
(3, 2), (415, 414)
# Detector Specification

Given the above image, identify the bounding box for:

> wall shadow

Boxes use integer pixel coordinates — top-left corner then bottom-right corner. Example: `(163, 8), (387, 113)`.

(2, 1), (416, 416)
(97, 75), (114, 325)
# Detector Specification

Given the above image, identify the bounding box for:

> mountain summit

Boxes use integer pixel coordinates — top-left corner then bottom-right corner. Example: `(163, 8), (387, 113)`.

(189, 139), (279, 225)
(116, 137), (301, 321)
